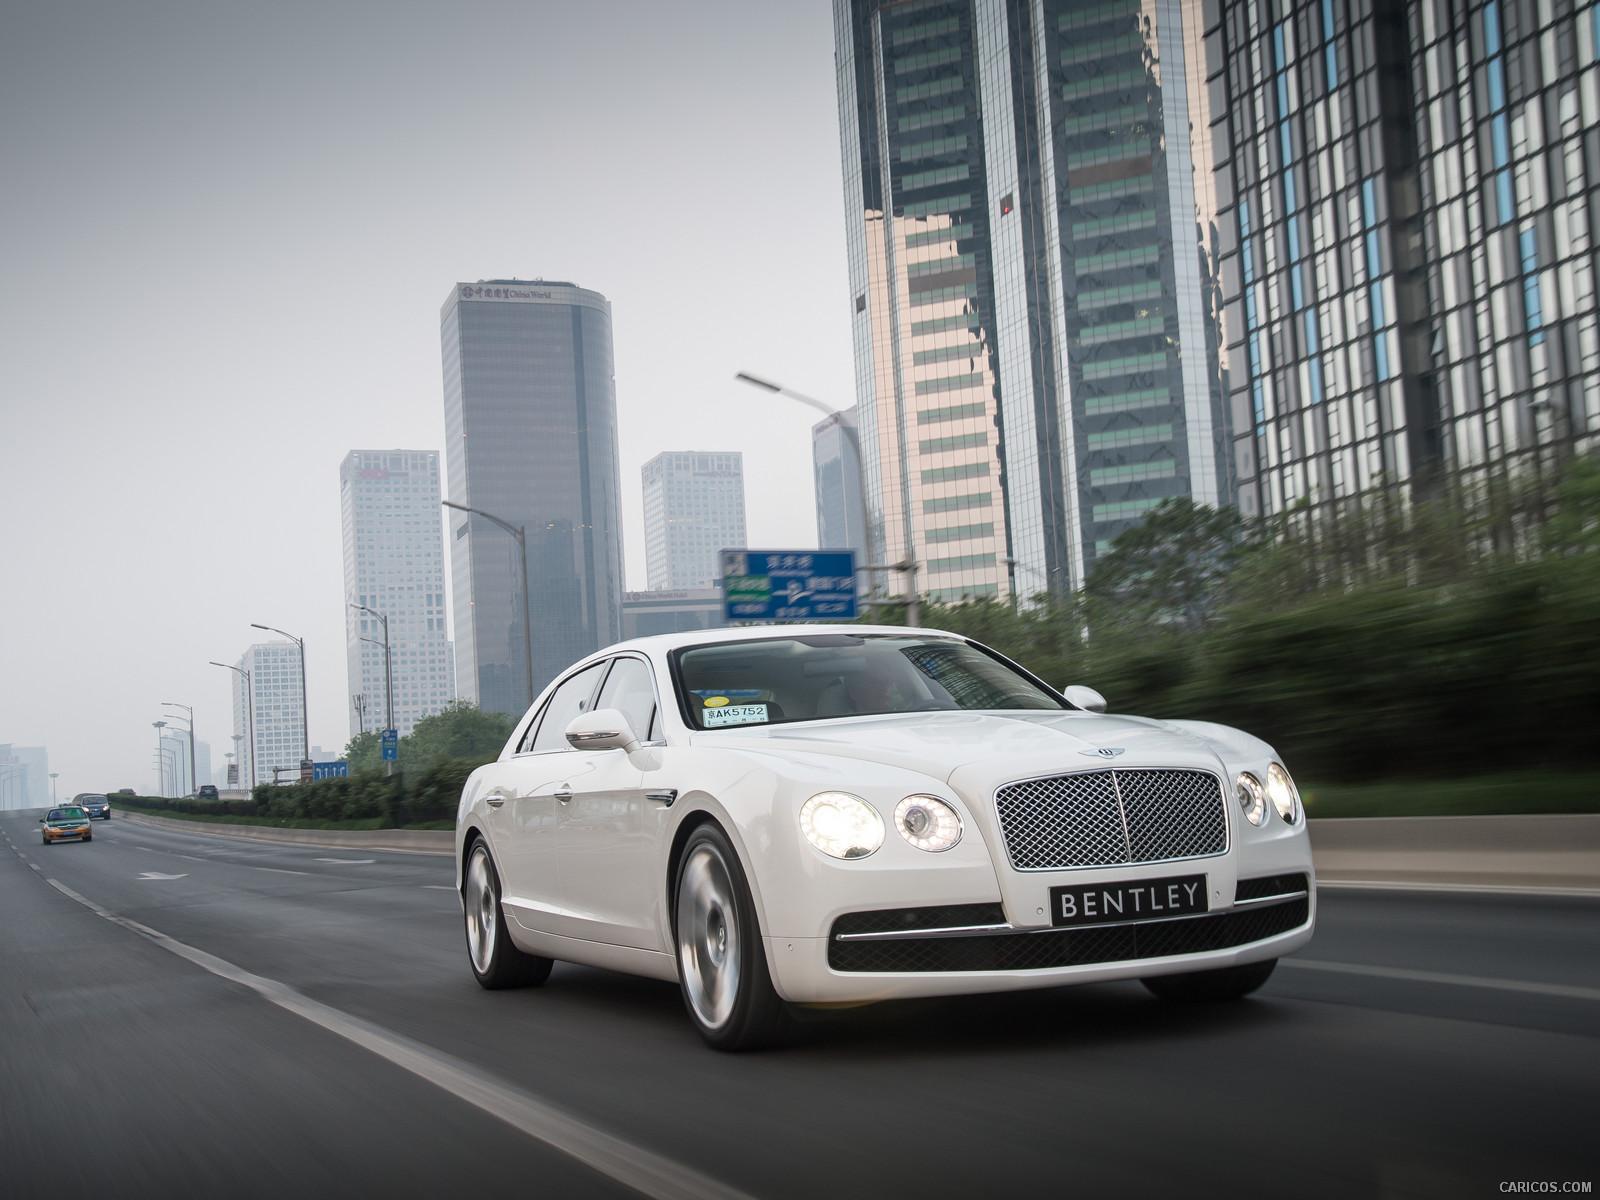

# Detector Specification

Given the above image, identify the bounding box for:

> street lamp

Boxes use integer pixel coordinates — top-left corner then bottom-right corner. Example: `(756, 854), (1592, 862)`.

(732, 371), (921, 625)
(152, 720), (168, 796)
(349, 603), (393, 736)
(210, 662), (256, 789)
(443, 499), (535, 707)
(49, 772), (59, 803)
(162, 701), (196, 797)
(250, 623), (309, 765)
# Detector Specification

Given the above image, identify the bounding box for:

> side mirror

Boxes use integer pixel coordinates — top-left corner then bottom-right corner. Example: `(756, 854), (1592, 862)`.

(565, 707), (640, 753)
(1063, 684), (1107, 714)
(38, 818), (45, 824)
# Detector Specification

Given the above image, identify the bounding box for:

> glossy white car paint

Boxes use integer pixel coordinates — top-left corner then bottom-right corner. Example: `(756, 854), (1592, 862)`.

(455, 624), (1315, 1004)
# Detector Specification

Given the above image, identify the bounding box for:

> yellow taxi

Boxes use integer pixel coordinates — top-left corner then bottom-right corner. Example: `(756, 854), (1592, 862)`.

(40, 806), (94, 845)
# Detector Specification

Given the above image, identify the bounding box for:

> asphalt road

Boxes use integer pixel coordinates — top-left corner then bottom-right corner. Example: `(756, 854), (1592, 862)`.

(2, 810), (1596, 1200)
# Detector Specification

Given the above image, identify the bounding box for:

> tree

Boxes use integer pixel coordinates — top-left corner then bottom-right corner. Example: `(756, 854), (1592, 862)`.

(397, 702), (515, 769)
(1086, 499), (1247, 632)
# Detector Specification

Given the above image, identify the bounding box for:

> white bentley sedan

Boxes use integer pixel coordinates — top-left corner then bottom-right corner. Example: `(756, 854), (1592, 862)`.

(456, 625), (1315, 1049)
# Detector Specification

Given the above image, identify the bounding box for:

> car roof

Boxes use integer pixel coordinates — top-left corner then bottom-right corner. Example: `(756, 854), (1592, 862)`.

(597, 623), (966, 658)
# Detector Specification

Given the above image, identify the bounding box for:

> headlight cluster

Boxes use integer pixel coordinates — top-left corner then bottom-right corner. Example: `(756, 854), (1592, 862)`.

(1236, 762), (1300, 826)
(799, 792), (963, 859)
(799, 792), (883, 860)
(893, 795), (962, 852)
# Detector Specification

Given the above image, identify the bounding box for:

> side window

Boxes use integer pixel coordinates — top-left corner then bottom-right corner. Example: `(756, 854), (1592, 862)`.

(527, 662), (608, 753)
(515, 701), (549, 754)
(594, 656), (659, 743)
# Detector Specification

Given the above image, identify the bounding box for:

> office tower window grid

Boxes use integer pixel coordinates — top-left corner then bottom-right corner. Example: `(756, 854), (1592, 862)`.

(642, 452), (748, 591)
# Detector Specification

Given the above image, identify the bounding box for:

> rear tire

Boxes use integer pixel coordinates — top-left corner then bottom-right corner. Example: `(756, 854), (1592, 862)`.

(1142, 958), (1277, 1002)
(462, 840), (552, 990)
(672, 824), (787, 1051)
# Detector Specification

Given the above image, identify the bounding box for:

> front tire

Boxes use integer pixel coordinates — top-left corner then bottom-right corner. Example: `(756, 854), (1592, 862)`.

(1142, 958), (1277, 1002)
(672, 825), (786, 1051)
(462, 840), (552, 990)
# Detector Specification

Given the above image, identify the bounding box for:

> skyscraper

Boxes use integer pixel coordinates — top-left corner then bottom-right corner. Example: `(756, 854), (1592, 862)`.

(441, 280), (624, 714)
(642, 451), (748, 590)
(234, 642), (304, 786)
(340, 449), (455, 738)
(1203, 0), (1596, 520)
(834, 0), (1230, 598)
(812, 408), (869, 557)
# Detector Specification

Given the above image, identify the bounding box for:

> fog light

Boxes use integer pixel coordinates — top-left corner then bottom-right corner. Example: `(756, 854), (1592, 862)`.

(1236, 772), (1267, 826)
(894, 795), (962, 852)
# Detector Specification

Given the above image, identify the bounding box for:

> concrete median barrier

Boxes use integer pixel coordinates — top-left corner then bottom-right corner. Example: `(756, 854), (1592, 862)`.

(117, 810), (1599, 890)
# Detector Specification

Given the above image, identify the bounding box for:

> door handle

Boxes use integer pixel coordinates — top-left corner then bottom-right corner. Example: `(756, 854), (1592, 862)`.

(554, 787), (573, 804)
(645, 789), (678, 807)
(485, 789), (510, 809)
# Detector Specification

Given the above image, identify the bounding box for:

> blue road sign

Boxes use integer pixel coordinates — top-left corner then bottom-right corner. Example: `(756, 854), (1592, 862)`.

(380, 728), (399, 762)
(312, 760), (350, 781)
(720, 550), (858, 623)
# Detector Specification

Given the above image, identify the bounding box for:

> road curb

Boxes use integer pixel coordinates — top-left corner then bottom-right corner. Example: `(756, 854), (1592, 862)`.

(117, 810), (452, 856)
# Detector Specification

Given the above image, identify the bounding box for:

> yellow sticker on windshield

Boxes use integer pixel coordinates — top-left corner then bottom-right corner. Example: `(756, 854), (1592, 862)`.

(704, 696), (730, 708)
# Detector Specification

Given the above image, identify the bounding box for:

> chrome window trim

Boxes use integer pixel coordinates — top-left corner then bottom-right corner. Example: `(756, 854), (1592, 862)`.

(991, 765), (1232, 873)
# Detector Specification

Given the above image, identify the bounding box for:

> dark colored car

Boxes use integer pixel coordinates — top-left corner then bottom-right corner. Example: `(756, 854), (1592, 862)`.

(73, 792), (111, 820)
(116, 788), (135, 795)
(196, 784), (219, 801)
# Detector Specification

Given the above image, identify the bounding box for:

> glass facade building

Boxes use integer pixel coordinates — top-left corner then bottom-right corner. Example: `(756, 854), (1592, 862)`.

(440, 280), (623, 716)
(340, 450), (456, 738)
(812, 407), (871, 558)
(234, 642), (304, 787)
(834, 0), (1230, 598)
(1202, 0), (1597, 521)
(641, 451), (748, 590)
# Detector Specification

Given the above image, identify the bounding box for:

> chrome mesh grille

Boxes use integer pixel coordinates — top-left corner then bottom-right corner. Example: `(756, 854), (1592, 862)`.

(993, 768), (1227, 871)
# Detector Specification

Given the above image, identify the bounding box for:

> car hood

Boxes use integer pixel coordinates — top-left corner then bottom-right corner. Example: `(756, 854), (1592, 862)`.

(690, 710), (1244, 783)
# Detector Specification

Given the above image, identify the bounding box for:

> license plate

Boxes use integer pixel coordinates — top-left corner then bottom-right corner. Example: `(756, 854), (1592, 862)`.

(1050, 873), (1207, 927)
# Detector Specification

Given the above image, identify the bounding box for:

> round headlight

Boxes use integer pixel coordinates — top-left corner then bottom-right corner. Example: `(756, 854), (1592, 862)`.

(894, 795), (962, 852)
(1236, 772), (1267, 826)
(799, 792), (884, 860)
(1266, 762), (1300, 824)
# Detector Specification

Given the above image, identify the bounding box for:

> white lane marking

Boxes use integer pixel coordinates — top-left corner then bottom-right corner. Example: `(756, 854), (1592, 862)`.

(137, 871), (189, 881)
(1283, 958), (1600, 1003)
(246, 865), (312, 877)
(1319, 879), (1600, 899)
(314, 858), (376, 865)
(422, 885), (456, 891)
(42, 878), (748, 1200)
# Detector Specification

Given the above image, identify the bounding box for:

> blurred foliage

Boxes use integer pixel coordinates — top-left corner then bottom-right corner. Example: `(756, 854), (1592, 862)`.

(879, 455), (1600, 783)
(343, 701), (514, 774)
(115, 758), (484, 828)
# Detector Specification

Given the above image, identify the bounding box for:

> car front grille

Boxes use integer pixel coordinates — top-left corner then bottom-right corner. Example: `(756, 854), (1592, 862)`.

(827, 896), (1309, 973)
(993, 768), (1228, 871)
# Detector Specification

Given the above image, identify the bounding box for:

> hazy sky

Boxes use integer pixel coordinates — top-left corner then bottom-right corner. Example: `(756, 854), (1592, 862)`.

(0, 0), (856, 798)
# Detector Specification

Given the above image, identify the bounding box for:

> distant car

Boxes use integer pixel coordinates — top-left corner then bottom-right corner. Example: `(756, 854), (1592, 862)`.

(41, 807), (93, 845)
(455, 625), (1316, 1049)
(195, 784), (219, 801)
(116, 788), (135, 796)
(73, 793), (111, 820)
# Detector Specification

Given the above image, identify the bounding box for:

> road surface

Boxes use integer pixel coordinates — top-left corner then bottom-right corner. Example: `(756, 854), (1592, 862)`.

(2, 809), (1595, 1199)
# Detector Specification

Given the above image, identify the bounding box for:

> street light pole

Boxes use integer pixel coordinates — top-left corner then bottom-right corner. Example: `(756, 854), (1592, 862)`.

(443, 499), (535, 708)
(210, 662), (256, 789)
(49, 772), (59, 804)
(251, 623), (309, 766)
(152, 720), (168, 796)
(360, 634), (397, 775)
(733, 371), (905, 619)
(349, 604), (393, 734)
(162, 701), (196, 796)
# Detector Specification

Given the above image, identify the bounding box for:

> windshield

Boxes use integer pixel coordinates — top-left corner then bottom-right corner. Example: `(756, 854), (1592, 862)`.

(674, 634), (1068, 730)
(49, 808), (86, 821)
(76, 795), (106, 804)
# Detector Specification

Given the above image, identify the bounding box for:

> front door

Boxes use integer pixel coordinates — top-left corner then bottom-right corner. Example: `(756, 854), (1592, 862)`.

(555, 655), (673, 951)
